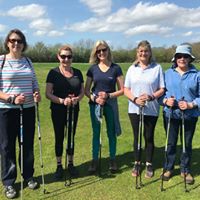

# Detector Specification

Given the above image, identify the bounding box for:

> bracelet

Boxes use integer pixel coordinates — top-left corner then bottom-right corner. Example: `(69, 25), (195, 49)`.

(7, 96), (16, 104)
(192, 102), (198, 108)
(149, 95), (155, 101)
(132, 97), (138, 103)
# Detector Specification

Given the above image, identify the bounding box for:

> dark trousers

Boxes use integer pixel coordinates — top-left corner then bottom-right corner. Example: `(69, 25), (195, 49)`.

(129, 113), (158, 163)
(0, 107), (35, 186)
(163, 115), (197, 173)
(51, 106), (78, 157)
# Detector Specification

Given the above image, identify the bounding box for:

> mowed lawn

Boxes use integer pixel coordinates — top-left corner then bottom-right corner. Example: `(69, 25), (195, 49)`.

(0, 62), (200, 200)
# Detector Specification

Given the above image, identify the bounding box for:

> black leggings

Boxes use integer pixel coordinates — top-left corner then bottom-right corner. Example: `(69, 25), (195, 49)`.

(51, 106), (79, 157)
(129, 113), (158, 163)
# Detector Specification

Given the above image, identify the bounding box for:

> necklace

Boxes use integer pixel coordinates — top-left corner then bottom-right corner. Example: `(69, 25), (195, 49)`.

(59, 66), (73, 78)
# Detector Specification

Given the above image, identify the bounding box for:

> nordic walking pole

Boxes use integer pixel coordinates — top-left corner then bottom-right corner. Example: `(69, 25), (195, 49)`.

(161, 108), (171, 191)
(181, 109), (189, 193)
(35, 102), (46, 194)
(136, 106), (144, 189)
(64, 105), (70, 186)
(19, 105), (23, 200)
(161, 96), (174, 191)
(99, 105), (103, 177)
(65, 104), (75, 186)
(65, 94), (74, 186)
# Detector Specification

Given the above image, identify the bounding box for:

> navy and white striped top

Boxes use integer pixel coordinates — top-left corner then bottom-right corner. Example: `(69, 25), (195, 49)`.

(0, 55), (39, 108)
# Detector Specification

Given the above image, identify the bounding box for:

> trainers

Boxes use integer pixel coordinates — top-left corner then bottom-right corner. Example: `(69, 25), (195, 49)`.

(4, 185), (17, 199)
(145, 164), (154, 178)
(181, 172), (194, 184)
(131, 163), (141, 177)
(160, 170), (172, 181)
(68, 163), (79, 177)
(55, 165), (64, 179)
(27, 178), (38, 190)
(88, 160), (98, 174)
(109, 159), (118, 173)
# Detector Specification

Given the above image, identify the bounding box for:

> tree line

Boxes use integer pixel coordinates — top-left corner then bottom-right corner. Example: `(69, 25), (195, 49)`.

(0, 38), (200, 63)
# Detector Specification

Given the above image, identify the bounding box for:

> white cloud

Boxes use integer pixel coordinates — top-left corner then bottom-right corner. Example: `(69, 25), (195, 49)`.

(34, 30), (46, 36)
(124, 25), (172, 36)
(68, 2), (200, 38)
(48, 30), (64, 37)
(183, 31), (193, 36)
(0, 24), (6, 32)
(175, 8), (200, 27)
(66, 17), (103, 32)
(80, 0), (112, 16)
(7, 4), (46, 20)
(29, 18), (53, 31)
(107, 2), (178, 25)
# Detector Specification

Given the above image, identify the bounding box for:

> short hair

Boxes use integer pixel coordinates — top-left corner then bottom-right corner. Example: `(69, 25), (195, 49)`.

(134, 40), (154, 65)
(89, 40), (113, 64)
(58, 44), (73, 55)
(4, 29), (28, 52)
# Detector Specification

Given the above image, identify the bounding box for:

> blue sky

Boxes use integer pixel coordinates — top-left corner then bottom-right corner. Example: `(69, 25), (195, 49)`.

(0, 0), (200, 49)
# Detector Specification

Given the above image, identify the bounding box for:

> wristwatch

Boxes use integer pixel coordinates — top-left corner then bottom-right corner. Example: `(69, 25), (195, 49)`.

(6, 96), (16, 104)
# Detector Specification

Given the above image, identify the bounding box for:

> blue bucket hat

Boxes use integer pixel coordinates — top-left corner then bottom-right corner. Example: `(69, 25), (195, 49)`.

(172, 44), (195, 62)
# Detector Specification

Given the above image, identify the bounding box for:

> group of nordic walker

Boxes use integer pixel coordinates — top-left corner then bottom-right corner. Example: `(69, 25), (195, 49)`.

(0, 29), (199, 199)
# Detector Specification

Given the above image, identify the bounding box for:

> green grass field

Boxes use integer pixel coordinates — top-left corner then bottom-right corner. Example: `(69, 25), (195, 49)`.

(0, 63), (200, 200)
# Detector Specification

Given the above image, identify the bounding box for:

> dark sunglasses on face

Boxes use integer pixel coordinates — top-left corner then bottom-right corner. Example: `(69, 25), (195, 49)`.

(8, 38), (23, 44)
(176, 54), (190, 59)
(60, 54), (73, 59)
(96, 48), (107, 54)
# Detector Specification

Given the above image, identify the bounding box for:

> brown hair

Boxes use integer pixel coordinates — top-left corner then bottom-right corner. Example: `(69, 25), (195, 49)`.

(58, 44), (73, 55)
(134, 40), (154, 65)
(4, 29), (28, 52)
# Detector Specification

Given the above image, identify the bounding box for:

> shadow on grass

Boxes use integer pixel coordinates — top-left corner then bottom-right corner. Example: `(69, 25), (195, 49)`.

(32, 145), (200, 196)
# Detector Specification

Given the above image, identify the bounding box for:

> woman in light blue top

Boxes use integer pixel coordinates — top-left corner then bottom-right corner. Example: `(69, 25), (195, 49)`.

(124, 40), (165, 178)
(160, 44), (200, 184)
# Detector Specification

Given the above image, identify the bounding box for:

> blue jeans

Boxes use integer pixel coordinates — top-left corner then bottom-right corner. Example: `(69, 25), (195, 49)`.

(0, 107), (35, 186)
(89, 103), (116, 160)
(163, 115), (197, 173)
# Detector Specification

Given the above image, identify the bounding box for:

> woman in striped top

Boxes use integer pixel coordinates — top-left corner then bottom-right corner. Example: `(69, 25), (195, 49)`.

(0, 29), (41, 199)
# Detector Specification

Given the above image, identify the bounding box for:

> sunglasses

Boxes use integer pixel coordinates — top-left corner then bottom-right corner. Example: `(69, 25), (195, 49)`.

(176, 54), (190, 59)
(96, 48), (107, 54)
(59, 54), (73, 59)
(8, 38), (23, 44)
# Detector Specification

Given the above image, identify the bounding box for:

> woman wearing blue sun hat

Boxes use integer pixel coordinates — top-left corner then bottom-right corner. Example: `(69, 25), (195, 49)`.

(160, 44), (200, 184)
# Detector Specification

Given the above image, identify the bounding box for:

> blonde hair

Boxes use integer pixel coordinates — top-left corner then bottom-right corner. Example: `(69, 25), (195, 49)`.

(58, 44), (73, 55)
(89, 40), (113, 64)
(133, 40), (153, 65)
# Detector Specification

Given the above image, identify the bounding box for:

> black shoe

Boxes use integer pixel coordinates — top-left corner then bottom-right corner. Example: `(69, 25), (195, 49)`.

(27, 178), (39, 190)
(109, 159), (118, 173)
(4, 185), (17, 199)
(55, 165), (64, 179)
(68, 164), (79, 177)
(88, 160), (98, 174)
